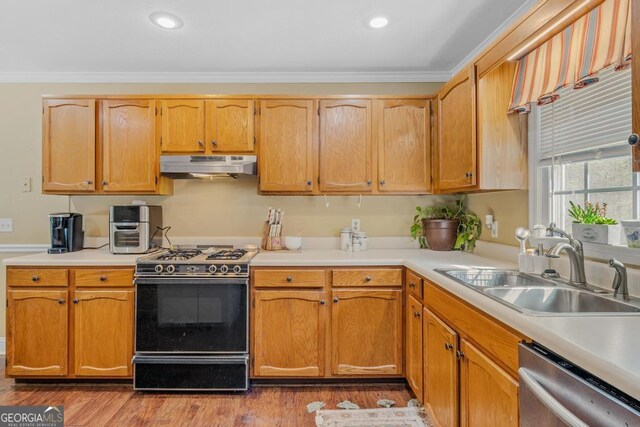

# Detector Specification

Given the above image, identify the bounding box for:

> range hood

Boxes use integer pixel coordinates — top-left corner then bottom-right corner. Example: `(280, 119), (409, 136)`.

(160, 155), (257, 179)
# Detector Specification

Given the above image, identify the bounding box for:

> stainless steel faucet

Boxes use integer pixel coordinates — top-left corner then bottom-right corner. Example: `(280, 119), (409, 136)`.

(545, 223), (587, 286)
(608, 258), (629, 300)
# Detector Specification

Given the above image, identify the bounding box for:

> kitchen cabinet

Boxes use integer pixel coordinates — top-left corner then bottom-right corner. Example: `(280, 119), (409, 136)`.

(73, 289), (134, 377)
(252, 290), (326, 377)
(102, 100), (163, 193)
(206, 99), (256, 153)
(459, 338), (519, 427)
(161, 100), (205, 153)
(377, 99), (431, 193)
(424, 308), (458, 427)
(405, 293), (423, 399)
(258, 99), (316, 193)
(319, 99), (373, 192)
(6, 289), (68, 376)
(5, 267), (135, 379)
(435, 66), (477, 191)
(42, 99), (96, 192)
(331, 289), (403, 376)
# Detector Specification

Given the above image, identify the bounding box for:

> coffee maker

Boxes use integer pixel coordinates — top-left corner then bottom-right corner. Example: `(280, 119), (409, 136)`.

(48, 213), (84, 254)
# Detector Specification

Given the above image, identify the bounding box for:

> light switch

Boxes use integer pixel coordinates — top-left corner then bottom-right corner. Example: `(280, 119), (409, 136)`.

(0, 218), (13, 232)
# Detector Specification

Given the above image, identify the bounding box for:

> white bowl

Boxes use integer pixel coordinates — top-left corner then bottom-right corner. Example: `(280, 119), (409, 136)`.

(621, 220), (640, 249)
(284, 236), (303, 250)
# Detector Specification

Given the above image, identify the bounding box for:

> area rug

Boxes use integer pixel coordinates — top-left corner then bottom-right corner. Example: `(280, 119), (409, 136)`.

(315, 407), (432, 427)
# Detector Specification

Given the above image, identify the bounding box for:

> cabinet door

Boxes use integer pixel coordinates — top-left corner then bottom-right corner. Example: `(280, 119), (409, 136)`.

(6, 290), (68, 376)
(74, 290), (134, 377)
(424, 308), (458, 427)
(331, 289), (402, 376)
(102, 100), (158, 192)
(259, 100), (316, 193)
(161, 100), (205, 153)
(378, 99), (431, 193)
(436, 66), (477, 191)
(253, 290), (326, 377)
(460, 338), (519, 427)
(319, 100), (373, 192)
(405, 293), (423, 399)
(206, 99), (255, 153)
(42, 99), (96, 192)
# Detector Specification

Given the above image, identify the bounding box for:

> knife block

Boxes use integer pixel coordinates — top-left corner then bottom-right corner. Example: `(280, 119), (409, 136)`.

(261, 221), (283, 251)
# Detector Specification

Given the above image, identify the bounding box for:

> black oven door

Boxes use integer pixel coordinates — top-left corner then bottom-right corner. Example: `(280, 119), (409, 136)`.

(135, 278), (248, 354)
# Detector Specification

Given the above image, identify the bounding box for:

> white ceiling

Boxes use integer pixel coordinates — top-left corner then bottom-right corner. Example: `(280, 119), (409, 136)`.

(0, 0), (535, 82)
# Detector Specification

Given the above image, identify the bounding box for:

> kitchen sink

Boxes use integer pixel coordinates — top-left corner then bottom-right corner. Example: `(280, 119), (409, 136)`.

(436, 269), (640, 316)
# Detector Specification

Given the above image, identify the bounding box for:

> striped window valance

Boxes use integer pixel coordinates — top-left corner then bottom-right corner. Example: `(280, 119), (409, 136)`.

(509, 0), (632, 113)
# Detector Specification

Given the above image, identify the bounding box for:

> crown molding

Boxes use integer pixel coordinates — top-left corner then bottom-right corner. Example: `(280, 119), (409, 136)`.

(449, 0), (539, 77)
(0, 70), (451, 84)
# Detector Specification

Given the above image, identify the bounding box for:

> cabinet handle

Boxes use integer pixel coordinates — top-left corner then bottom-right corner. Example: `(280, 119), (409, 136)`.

(99, 275), (107, 282)
(444, 342), (453, 351)
(211, 139), (218, 149)
(333, 297), (339, 303)
(58, 298), (65, 305)
(465, 172), (474, 179)
(414, 311), (421, 318)
(31, 276), (39, 282)
(365, 276), (372, 282)
(86, 180), (93, 185)
(73, 298), (79, 304)
(319, 300), (325, 305)
(367, 180), (372, 185)
(456, 350), (465, 359)
(198, 140), (204, 149)
(630, 134), (639, 146)
(380, 180), (385, 185)
(286, 276), (293, 282)
(409, 282), (415, 288)
(102, 180), (108, 186)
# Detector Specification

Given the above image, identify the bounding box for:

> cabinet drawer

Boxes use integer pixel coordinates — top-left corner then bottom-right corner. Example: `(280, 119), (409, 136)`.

(332, 269), (402, 287)
(253, 269), (325, 288)
(73, 269), (134, 287)
(406, 270), (423, 299)
(7, 268), (68, 287)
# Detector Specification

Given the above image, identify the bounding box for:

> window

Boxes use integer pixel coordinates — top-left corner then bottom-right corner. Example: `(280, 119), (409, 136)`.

(529, 65), (635, 237)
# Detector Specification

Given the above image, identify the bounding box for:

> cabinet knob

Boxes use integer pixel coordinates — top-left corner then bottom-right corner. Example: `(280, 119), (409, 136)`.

(31, 276), (39, 282)
(319, 300), (325, 305)
(456, 350), (465, 359)
(630, 134), (639, 146)
(211, 139), (218, 148)
(367, 180), (372, 185)
(333, 297), (339, 303)
(286, 276), (293, 282)
(307, 180), (312, 186)
(365, 276), (372, 282)
(444, 342), (453, 351)
(73, 298), (79, 304)
(58, 298), (65, 305)
(414, 311), (421, 318)
(99, 275), (107, 282)
(380, 180), (385, 185)
(86, 180), (93, 185)
(198, 140), (204, 149)
(102, 180), (108, 186)
(465, 172), (473, 179)
(409, 282), (415, 288)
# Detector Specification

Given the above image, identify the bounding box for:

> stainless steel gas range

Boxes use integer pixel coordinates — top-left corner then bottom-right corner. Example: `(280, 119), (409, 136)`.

(132, 246), (257, 391)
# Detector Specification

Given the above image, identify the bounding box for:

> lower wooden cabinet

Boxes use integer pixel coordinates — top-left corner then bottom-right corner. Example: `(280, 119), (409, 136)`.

(7, 289), (69, 376)
(252, 290), (326, 377)
(74, 289), (134, 377)
(405, 293), (423, 398)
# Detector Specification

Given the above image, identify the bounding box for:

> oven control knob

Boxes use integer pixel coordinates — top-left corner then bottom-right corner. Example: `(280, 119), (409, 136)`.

(220, 265), (229, 274)
(166, 264), (176, 274)
(154, 264), (164, 273)
(208, 265), (218, 274)
(233, 265), (242, 274)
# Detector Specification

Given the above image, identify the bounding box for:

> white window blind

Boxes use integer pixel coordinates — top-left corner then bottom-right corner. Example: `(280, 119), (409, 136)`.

(538, 66), (632, 159)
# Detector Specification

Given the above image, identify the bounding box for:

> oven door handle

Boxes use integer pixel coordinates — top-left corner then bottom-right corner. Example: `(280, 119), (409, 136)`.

(518, 368), (589, 427)
(134, 277), (248, 285)
(133, 355), (248, 365)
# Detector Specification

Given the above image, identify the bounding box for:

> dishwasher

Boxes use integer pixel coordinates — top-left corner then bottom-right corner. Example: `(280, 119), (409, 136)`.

(519, 343), (640, 426)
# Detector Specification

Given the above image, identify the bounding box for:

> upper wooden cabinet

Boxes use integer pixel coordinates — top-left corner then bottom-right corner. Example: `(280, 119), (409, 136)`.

(102, 100), (159, 192)
(42, 99), (96, 192)
(258, 99), (316, 193)
(206, 99), (256, 153)
(319, 100), (373, 193)
(161, 100), (205, 153)
(435, 66), (477, 192)
(377, 99), (431, 193)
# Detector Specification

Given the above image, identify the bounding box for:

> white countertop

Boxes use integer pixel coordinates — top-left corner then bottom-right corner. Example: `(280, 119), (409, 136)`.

(3, 246), (639, 398)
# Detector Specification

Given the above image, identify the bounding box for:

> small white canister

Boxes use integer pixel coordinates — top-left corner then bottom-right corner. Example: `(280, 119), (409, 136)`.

(340, 228), (353, 251)
(352, 231), (368, 252)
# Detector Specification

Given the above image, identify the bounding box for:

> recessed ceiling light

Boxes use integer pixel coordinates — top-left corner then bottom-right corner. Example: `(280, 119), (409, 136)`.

(149, 12), (184, 30)
(369, 17), (388, 29)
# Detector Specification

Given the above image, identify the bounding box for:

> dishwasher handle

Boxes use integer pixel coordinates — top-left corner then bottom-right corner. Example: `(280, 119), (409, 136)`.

(519, 367), (589, 427)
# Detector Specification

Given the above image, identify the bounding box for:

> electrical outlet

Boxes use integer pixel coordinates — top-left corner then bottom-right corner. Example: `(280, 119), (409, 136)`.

(22, 177), (32, 192)
(0, 218), (13, 233)
(491, 221), (499, 238)
(351, 218), (361, 232)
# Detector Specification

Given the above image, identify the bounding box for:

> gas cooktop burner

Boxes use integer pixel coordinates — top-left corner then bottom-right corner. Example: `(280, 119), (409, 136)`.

(206, 249), (247, 261)
(156, 249), (203, 261)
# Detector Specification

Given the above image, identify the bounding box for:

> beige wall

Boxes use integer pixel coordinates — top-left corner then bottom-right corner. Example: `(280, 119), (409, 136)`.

(467, 190), (529, 246)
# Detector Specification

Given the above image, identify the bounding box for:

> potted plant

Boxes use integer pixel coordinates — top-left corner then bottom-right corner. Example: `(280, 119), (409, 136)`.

(568, 201), (621, 245)
(410, 198), (482, 252)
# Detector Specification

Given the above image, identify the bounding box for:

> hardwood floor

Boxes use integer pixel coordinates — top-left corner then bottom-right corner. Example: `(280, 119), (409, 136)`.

(0, 359), (412, 426)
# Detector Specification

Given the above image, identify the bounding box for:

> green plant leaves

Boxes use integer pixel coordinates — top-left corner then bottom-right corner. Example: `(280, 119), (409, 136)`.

(568, 201), (617, 225)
